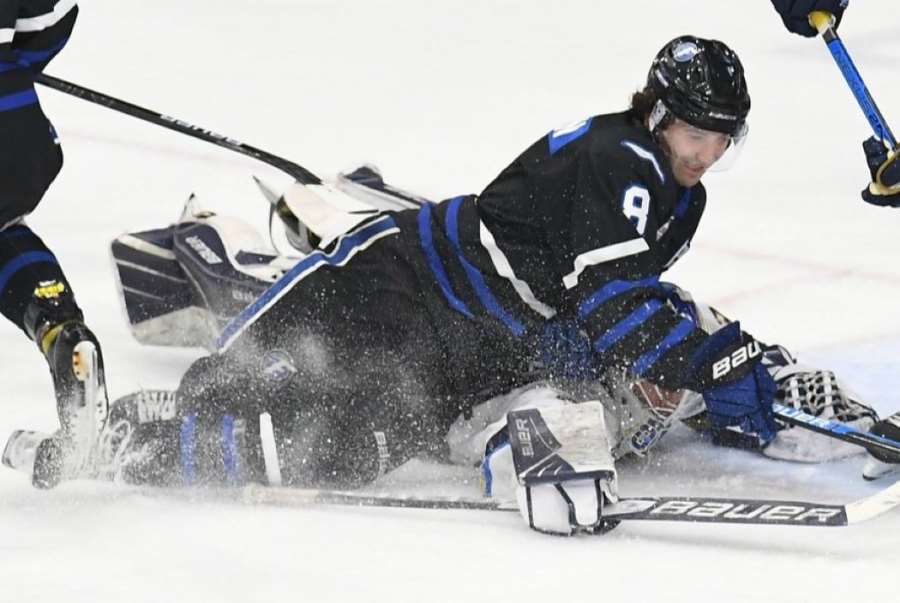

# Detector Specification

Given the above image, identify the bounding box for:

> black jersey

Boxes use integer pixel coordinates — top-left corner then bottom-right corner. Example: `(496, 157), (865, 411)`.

(0, 0), (77, 227)
(413, 111), (713, 391)
(0, 0), (76, 106)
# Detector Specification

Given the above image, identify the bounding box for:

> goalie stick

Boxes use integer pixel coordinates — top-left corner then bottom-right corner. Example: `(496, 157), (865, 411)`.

(5, 428), (900, 528)
(773, 402), (900, 462)
(236, 482), (900, 528)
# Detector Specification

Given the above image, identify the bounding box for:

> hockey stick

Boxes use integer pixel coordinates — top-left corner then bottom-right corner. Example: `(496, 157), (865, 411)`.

(239, 482), (900, 527)
(35, 73), (397, 246)
(809, 11), (900, 190)
(773, 402), (900, 461)
(34, 73), (323, 185)
(6, 425), (900, 527)
(809, 12), (896, 148)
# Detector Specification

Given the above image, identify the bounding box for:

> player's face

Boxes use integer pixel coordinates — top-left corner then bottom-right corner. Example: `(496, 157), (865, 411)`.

(660, 119), (731, 186)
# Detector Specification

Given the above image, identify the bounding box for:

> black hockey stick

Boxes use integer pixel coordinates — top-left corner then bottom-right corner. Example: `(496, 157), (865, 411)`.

(239, 482), (900, 528)
(773, 403), (900, 461)
(34, 73), (322, 185)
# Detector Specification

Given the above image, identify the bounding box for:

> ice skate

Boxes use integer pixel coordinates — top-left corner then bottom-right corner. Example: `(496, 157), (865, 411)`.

(30, 320), (109, 488)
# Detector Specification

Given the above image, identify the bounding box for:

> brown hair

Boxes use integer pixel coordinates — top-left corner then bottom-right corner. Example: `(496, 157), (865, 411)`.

(628, 85), (658, 124)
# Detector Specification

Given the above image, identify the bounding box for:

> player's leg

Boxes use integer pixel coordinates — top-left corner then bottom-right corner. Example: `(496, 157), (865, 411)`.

(0, 96), (109, 486)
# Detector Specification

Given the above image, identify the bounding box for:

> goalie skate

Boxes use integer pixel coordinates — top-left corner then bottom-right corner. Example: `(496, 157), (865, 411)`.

(863, 412), (900, 480)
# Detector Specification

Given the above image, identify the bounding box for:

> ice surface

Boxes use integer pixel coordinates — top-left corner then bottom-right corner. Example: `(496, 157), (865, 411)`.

(2, 1), (899, 601)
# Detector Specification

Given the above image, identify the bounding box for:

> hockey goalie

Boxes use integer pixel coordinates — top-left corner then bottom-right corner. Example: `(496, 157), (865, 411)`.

(5, 34), (899, 536)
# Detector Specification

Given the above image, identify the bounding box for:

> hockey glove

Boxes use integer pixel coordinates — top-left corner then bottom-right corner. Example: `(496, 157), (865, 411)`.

(861, 136), (900, 207)
(504, 403), (619, 536)
(691, 323), (779, 444)
(537, 320), (596, 380)
(766, 364), (878, 462)
(770, 0), (847, 37)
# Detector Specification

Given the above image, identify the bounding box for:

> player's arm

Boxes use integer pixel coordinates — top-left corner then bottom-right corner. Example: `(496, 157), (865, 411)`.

(557, 144), (779, 442)
(8, 0), (78, 73)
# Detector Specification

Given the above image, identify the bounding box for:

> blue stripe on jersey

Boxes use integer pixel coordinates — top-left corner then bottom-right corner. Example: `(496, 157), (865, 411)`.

(180, 412), (198, 485)
(675, 187), (693, 218)
(0, 62), (24, 74)
(446, 196), (525, 336)
(417, 202), (474, 319)
(0, 251), (58, 294)
(14, 38), (70, 66)
(0, 89), (38, 112)
(548, 117), (593, 155)
(216, 215), (400, 350)
(221, 414), (238, 483)
(578, 275), (660, 319)
(631, 318), (695, 376)
(0, 225), (37, 238)
(593, 298), (664, 354)
(0, 39), (71, 73)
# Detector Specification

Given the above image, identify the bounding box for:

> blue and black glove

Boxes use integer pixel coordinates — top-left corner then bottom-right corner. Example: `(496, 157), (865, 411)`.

(690, 323), (779, 444)
(861, 136), (900, 207)
(770, 0), (847, 37)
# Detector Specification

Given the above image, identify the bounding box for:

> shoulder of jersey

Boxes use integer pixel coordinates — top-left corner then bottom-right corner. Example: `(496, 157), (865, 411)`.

(586, 114), (671, 188)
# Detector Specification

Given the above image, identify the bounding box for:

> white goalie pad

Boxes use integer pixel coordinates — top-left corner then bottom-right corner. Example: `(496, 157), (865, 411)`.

(281, 181), (377, 248)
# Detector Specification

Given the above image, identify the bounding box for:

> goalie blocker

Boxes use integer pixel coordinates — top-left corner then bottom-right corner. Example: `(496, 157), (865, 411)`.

(492, 402), (619, 536)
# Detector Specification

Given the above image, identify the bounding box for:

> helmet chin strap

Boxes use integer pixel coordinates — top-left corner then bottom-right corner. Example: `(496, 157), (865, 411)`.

(647, 100), (675, 151)
(648, 99), (669, 134)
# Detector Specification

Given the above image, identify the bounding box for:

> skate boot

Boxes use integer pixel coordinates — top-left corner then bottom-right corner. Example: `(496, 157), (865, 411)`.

(34, 320), (110, 488)
(862, 412), (900, 480)
(25, 303), (110, 488)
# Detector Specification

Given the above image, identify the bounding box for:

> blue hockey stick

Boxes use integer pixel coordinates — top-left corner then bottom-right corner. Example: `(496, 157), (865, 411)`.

(809, 11), (896, 148)
(774, 402), (900, 461)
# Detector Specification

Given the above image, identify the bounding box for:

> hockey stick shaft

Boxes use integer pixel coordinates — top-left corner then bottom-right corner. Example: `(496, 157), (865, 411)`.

(238, 482), (900, 527)
(809, 11), (897, 147)
(34, 72), (323, 185)
(773, 402), (900, 460)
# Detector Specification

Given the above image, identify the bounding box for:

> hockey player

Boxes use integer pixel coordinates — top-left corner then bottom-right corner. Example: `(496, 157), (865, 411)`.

(0, 1), (108, 487)
(51, 34), (882, 537)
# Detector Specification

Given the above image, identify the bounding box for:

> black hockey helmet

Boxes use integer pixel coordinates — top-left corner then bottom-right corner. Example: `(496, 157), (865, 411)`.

(647, 36), (750, 137)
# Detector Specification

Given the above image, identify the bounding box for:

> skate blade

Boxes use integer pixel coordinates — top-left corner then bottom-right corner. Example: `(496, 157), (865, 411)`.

(71, 341), (108, 426)
(72, 341), (96, 383)
(65, 342), (109, 479)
